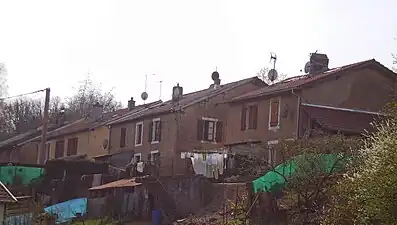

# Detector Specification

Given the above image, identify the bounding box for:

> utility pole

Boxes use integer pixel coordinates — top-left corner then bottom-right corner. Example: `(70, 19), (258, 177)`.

(39, 88), (50, 164)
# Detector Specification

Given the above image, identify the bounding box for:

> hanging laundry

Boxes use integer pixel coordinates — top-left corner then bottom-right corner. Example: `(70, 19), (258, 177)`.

(137, 162), (144, 172)
(202, 153), (207, 161)
(191, 153), (206, 176)
(211, 154), (218, 165)
(214, 168), (219, 180)
(206, 164), (213, 178)
(217, 154), (224, 175)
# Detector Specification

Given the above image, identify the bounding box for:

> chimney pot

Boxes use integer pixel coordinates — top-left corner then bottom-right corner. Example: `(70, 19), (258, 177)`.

(128, 97), (136, 111)
(91, 102), (103, 121)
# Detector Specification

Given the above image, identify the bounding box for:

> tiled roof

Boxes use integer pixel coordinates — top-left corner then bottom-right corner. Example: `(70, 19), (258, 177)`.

(0, 124), (65, 150)
(232, 59), (395, 102)
(109, 77), (263, 125)
(0, 181), (17, 203)
(20, 101), (162, 144)
(302, 104), (385, 134)
(89, 178), (142, 191)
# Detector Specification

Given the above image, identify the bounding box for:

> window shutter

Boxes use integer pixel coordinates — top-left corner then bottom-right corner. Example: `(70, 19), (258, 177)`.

(148, 122), (153, 142)
(158, 121), (162, 141)
(203, 121), (209, 141)
(120, 128), (126, 147)
(197, 119), (204, 140)
(241, 107), (247, 130)
(252, 105), (258, 129)
(215, 121), (223, 143)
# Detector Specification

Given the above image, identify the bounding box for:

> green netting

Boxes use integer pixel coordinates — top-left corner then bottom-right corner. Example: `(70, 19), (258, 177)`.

(252, 154), (346, 193)
(0, 166), (44, 185)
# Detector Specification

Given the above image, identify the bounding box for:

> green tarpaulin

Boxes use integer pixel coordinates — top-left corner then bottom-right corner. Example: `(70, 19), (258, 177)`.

(0, 166), (44, 185)
(252, 154), (346, 193)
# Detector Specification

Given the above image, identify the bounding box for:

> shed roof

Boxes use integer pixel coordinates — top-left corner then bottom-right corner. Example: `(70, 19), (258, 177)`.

(89, 178), (142, 191)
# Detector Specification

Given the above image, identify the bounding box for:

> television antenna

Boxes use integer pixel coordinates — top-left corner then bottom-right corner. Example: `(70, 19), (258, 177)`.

(141, 73), (155, 103)
(158, 80), (163, 100)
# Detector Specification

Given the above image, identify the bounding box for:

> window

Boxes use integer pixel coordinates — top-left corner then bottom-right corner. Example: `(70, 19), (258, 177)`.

(67, 138), (78, 156)
(149, 118), (161, 144)
(133, 153), (142, 163)
(241, 105), (258, 130)
(135, 122), (143, 146)
(197, 117), (223, 142)
(55, 140), (65, 159)
(149, 150), (160, 162)
(268, 148), (276, 165)
(267, 140), (279, 165)
(269, 98), (281, 129)
(267, 140), (279, 166)
(120, 128), (126, 148)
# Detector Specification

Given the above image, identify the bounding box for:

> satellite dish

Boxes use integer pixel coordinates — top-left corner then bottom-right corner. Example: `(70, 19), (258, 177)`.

(304, 62), (311, 73)
(141, 92), (148, 101)
(211, 71), (219, 81)
(267, 69), (278, 82)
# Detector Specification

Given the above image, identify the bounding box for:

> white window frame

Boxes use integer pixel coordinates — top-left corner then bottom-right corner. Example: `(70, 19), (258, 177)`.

(135, 122), (144, 147)
(133, 153), (142, 163)
(268, 97), (281, 131)
(150, 150), (159, 162)
(201, 117), (219, 143)
(246, 103), (259, 130)
(151, 118), (161, 144)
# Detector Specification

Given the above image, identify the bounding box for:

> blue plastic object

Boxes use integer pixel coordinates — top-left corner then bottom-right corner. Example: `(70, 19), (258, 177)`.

(44, 198), (87, 224)
(152, 210), (162, 225)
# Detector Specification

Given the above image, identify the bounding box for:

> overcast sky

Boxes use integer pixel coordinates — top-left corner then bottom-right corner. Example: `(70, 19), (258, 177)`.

(1, 0), (396, 105)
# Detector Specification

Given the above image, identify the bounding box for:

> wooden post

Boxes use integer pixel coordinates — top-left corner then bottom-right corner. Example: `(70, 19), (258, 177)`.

(39, 88), (50, 164)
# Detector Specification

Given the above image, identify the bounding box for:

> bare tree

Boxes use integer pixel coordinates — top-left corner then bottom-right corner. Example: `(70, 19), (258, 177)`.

(0, 96), (64, 141)
(65, 76), (122, 120)
(256, 67), (288, 84)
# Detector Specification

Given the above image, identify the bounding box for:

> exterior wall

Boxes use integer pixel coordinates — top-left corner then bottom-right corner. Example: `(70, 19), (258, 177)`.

(108, 81), (264, 175)
(225, 68), (395, 146)
(225, 93), (299, 145)
(19, 142), (39, 164)
(109, 113), (178, 176)
(87, 126), (109, 158)
(46, 132), (90, 160)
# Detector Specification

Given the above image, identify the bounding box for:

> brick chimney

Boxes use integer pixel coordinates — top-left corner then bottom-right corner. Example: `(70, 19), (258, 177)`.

(56, 106), (66, 125)
(91, 102), (103, 121)
(128, 97), (136, 111)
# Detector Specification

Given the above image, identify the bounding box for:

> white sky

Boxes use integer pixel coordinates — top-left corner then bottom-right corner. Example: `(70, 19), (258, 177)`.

(1, 0), (396, 106)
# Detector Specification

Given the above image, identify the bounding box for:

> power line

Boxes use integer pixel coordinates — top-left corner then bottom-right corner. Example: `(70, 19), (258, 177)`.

(0, 88), (47, 101)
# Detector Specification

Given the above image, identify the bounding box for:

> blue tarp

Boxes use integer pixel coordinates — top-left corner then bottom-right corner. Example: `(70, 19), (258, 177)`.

(44, 198), (87, 224)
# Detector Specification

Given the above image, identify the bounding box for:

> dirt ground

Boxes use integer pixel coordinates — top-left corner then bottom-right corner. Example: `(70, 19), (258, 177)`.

(172, 183), (248, 225)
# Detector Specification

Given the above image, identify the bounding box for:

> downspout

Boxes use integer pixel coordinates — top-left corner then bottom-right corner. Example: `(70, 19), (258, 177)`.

(291, 89), (302, 139)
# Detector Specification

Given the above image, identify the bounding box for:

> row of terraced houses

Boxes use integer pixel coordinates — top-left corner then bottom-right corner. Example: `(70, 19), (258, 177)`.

(0, 54), (395, 177)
